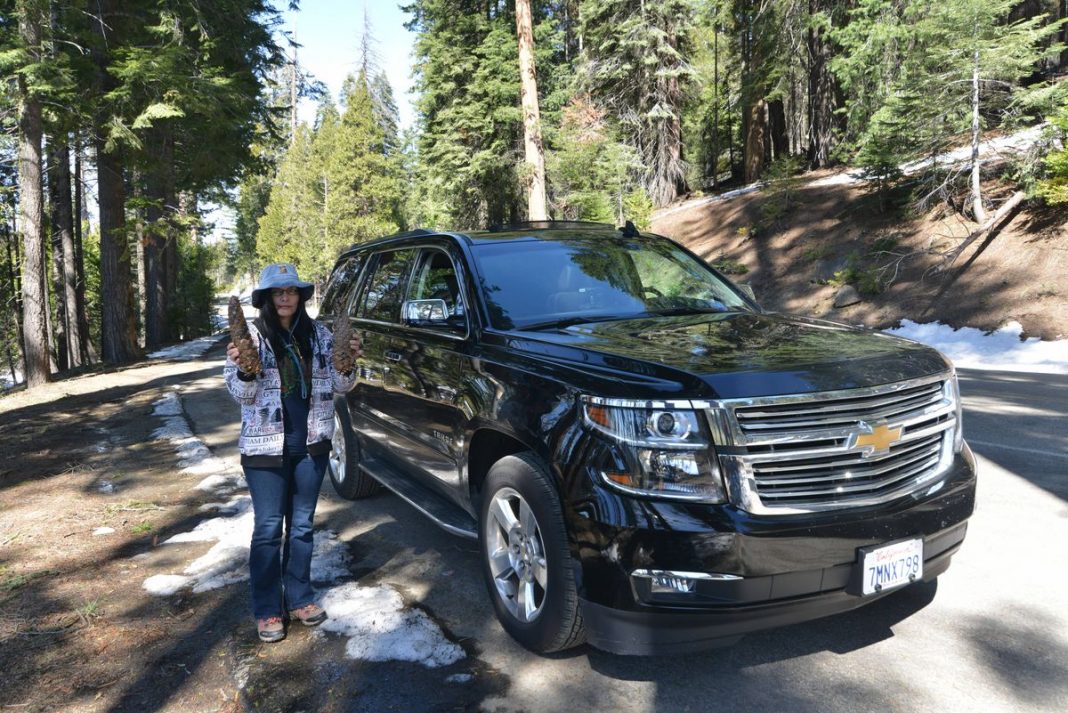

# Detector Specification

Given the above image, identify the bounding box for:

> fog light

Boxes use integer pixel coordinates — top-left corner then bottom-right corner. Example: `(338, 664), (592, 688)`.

(632, 569), (742, 596)
(651, 572), (695, 594)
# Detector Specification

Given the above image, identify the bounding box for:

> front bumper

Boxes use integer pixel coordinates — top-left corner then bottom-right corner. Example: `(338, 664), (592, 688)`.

(564, 444), (977, 655)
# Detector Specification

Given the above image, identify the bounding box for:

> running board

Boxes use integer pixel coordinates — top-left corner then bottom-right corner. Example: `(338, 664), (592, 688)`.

(360, 458), (478, 540)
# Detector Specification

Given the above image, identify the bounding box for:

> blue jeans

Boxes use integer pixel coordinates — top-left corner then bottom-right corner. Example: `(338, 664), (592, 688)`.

(243, 453), (328, 619)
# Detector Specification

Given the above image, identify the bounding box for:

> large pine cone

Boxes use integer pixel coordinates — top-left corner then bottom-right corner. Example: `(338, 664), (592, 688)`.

(332, 316), (355, 375)
(228, 296), (262, 375)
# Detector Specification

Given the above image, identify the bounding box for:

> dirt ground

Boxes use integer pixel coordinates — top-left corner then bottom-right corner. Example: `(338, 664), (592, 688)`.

(653, 176), (1068, 340)
(0, 357), (254, 712)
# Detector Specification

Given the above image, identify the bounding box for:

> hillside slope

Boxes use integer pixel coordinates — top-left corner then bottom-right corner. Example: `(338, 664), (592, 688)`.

(653, 177), (1068, 340)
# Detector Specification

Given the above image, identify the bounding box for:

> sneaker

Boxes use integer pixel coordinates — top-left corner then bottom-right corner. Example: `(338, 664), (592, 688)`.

(288, 603), (327, 626)
(257, 616), (285, 643)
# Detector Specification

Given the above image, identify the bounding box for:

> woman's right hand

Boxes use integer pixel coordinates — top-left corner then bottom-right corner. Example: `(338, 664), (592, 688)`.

(226, 341), (240, 364)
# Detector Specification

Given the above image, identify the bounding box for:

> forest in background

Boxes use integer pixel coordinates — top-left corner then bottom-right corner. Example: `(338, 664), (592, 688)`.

(2, 0), (1068, 391)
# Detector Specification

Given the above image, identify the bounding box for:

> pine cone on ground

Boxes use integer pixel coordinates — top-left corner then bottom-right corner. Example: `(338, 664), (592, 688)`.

(333, 316), (355, 375)
(228, 296), (262, 375)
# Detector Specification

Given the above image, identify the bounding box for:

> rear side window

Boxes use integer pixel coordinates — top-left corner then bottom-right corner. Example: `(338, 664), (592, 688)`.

(319, 254), (363, 317)
(356, 249), (416, 323)
(409, 249), (465, 318)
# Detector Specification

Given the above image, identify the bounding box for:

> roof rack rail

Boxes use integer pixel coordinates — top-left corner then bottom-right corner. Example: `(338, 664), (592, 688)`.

(381, 228), (438, 239)
(486, 220), (616, 232)
(339, 228), (438, 254)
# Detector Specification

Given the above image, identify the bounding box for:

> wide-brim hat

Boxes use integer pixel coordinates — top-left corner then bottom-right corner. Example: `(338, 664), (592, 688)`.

(250, 263), (314, 308)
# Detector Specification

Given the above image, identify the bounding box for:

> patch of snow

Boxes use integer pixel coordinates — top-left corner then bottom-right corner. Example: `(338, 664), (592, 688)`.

(92, 527), (115, 536)
(884, 320), (1068, 375)
(152, 416), (194, 440)
(311, 530), (351, 583)
(97, 480), (116, 494)
(143, 573), (193, 596)
(147, 333), (227, 361)
(319, 582), (465, 668)
(152, 392), (183, 416)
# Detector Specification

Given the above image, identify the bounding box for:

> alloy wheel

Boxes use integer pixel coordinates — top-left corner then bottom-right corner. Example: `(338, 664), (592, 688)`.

(484, 486), (548, 623)
(329, 414), (347, 484)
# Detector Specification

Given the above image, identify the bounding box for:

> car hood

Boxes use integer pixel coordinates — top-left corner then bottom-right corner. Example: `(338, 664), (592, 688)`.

(509, 311), (951, 399)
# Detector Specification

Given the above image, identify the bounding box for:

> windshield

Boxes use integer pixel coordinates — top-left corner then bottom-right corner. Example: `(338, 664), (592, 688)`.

(470, 235), (754, 330)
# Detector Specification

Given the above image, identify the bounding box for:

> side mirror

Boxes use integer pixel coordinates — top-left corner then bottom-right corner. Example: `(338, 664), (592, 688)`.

(737, 283), (756, 301)
(403, 298), (449, 325)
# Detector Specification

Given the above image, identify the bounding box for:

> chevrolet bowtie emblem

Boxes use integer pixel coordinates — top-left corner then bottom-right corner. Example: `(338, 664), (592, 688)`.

(850, 422), (903, 457)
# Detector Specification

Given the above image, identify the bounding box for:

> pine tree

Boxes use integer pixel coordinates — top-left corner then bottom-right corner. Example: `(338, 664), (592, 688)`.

(579, 0), (696, 206)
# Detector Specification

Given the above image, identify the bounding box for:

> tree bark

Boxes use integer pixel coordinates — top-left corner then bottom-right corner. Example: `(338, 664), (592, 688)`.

(515, 0), (548, 220)
(95, 143), (139, 363)
(73, 138), (92, 364)
(807, 0), (840, 168)
(17, 2), (50, 387)
(48, 151), (68, 371)
(768, 98), (788, 161)
(50, 139), (80, 367)
(970, 47), (987, 223)
(93, 0), (139, 363)
(744, 99), (768, 183)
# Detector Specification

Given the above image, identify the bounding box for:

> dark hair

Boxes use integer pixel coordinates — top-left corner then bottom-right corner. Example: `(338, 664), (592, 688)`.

(255, 292), (314, 364)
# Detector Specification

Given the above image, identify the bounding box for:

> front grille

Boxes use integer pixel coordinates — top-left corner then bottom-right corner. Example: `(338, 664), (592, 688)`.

(709, 374), (957, 514)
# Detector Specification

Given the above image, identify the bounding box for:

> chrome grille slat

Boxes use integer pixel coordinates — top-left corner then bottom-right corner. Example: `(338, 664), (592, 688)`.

(756, 456), (941, 500)
(753, 440), (941, 485)
(712, 373), (956, 514)
(752, 435), (940, 474)
(735, 383), (941, 422)
(742, 403), (954, 449)
(735, 393), (944, 431)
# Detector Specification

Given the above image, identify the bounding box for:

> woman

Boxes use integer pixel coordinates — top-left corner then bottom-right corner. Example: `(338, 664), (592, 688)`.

(225, 263), (360, 643)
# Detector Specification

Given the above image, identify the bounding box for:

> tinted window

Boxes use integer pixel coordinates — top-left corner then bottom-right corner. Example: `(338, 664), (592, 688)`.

(470, 236), (752, 330)
(409, 249), (465, 319)
(357, 249), (416, 323)
(319, 255), (363, 317)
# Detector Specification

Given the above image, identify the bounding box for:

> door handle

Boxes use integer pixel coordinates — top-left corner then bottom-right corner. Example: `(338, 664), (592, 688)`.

(384, 350), (402, 362)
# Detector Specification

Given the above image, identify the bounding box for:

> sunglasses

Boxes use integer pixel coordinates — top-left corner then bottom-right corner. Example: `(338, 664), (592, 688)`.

(271, 287), (300, 297)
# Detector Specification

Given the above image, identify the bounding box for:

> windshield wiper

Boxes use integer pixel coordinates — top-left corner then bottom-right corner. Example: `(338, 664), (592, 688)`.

(520, 315), (623, 331)
(645, 306), (729, 317)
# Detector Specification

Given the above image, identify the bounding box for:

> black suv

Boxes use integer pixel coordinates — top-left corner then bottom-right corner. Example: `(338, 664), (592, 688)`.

(318, 222), (976, 655)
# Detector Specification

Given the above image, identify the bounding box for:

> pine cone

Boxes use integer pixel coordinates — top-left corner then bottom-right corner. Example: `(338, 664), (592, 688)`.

(333, 316), (355, 375)
(228, 296), (262, 375)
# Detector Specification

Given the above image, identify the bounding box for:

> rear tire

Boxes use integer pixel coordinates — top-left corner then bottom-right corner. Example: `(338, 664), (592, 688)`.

(328, 404), (379, 500)
(478, 452), (585, 653)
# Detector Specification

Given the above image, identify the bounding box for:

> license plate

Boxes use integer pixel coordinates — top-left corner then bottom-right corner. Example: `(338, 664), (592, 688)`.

(861, 539), (923, 595)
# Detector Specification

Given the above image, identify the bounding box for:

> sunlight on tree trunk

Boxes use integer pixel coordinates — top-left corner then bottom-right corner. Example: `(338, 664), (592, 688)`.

(516, 0), (548, 221)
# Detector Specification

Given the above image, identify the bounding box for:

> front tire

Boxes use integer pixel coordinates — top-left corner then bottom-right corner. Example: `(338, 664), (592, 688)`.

(328, 404), (379, 500)
(478, 453), (585, 653)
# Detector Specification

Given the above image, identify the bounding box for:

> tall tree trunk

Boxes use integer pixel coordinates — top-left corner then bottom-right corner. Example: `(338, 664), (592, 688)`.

(95, 143), (139, 363)
(73, 138), (92, 364)
(744, 99), (768, 183)
(515, 0), (548, 221)
(50, 139), (80, 367)
(712, 23), (720, 188)
(133, 179), (147, 348)
(3, 219), (25, 383)
(807, 0), (840, 169)
(970, 46), (987, 223)
(768, 98), (788, 161)
(17, 3), (50, 387)
(48, 158), (68, 371)
(93, 0), (139, 363)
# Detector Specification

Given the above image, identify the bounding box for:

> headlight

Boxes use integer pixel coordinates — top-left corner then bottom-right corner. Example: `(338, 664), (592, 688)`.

(944, 372), (964, 453)
(581, 396), (726, 502)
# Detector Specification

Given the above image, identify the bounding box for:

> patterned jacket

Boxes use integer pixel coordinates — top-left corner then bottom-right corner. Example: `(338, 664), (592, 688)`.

(224, 320), (356, 457)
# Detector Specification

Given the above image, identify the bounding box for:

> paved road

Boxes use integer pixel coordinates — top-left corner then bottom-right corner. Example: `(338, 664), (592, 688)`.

(184, 352), (1068, 712)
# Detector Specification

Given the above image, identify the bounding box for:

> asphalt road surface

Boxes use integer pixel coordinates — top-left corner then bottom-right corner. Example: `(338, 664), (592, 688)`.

(184, 353), (1068, 713)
